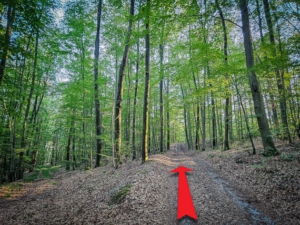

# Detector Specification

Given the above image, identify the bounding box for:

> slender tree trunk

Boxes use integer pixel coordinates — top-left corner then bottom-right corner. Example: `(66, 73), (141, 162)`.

(180, 85), (190, 149)
(166, 78), (170, 150)
(159, 44), (164, 152)
(233, 77), (256, 154)
(114, 0), (134, 167)
(94, 0), (103, 167)
(142, 0), (150, 163)
(239, 0), (278, 156)
(72, 123), (76, 170)
(255, 0), (264, 42)
(132, 30), (139, 160)
(0, 5), (16, 86)
(216, 0), (230, 150)
(66, 127), (72, 171)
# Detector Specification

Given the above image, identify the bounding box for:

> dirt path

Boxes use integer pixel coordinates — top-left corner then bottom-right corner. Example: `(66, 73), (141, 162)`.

(153, 143), (274, 225)
(0, 144), (278, 224)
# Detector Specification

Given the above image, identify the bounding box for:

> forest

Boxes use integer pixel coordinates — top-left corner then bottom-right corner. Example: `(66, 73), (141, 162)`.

(0, 0), (300, 225)
(0, 0), (300, 224)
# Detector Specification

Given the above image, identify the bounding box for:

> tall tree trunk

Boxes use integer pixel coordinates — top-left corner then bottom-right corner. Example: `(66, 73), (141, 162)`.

(132, 27), (139, 160)
(255, 0), (264, 42)
(216, 0), (230, 150)
(94, 0), (103, 168)
(0, 5), (16, 86)
(180, 85), (190, 149)
(142, 0), (150, 163)
(66, 126), (72, 171)
(262, 0), (291, 143)
(239, 0), (278, 156)
(114, 0), (134, 168)
(159, 44), (164, 152)
(166, 77), (170, 150)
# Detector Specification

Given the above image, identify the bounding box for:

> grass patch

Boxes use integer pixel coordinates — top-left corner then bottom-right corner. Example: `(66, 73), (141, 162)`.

(208, 154), (215, 158)
(111, 184), (132, 204)
(23, 165), (61, 182)
(280, 153), (296, 161)
(250, 164), (264, 169)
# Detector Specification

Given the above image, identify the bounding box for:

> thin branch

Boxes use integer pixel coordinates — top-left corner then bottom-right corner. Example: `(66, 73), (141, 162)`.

(212, 15), (243, 28)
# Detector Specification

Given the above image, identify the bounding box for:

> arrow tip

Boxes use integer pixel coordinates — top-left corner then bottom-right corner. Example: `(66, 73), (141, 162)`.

(170, 165), (193, 173)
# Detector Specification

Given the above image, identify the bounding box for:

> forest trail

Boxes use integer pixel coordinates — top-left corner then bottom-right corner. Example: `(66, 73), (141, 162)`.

(152, 144), (274, 225)
(1, 143), (299, 224)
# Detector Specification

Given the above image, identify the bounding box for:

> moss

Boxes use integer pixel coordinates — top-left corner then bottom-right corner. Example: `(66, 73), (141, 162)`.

(111, 184), (132, 204)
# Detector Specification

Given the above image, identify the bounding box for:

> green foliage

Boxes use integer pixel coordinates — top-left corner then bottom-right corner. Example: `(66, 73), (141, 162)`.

(280, 153), (296, 162)
(208, 154), (215, 158)
(23, 165), (60, 182)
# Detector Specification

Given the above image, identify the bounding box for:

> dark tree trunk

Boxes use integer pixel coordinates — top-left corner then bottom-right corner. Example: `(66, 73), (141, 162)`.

(166, 77), (170, 150)
(132, 28), (139, 160)
(180, 85), (190, 149)
(159, 44), (164, 152)
(239, 0), (278, 156)
(0, 5), (16, 86)
(216, 0), (230, 150)
(66, 127), (72, 171)
(142, 0), (150, 163)
(255, 0), (264, 42)
(94, 0), (103, 167)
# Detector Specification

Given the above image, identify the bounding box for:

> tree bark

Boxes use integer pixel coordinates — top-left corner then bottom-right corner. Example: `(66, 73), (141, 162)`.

(216, 0), (230, 150)
(132, 26), (139, 160)
(0, 5), (16, 86)
(94, 0), (103, 167)
(159, 44), (164, 152)
(239, 0), (278, 156)
(142, 0), (150, 163)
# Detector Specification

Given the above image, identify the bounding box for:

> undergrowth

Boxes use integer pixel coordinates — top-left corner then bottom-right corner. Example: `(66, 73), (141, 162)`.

(111, 184), (132, 204)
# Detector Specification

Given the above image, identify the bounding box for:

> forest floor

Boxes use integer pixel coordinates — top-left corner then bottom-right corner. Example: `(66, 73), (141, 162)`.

(0, 142), (299, 225)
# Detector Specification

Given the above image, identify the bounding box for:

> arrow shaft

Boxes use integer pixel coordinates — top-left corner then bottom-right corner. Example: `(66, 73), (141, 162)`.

(177, 172), (197, 220)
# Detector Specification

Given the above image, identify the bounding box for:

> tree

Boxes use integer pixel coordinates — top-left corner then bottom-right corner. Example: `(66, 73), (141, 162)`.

(0, 2), (16, 86)
(94, 0), (103, 167)
(142, 0), (150, 163)
(215, 0), (230, 150)
(239, 0), (279, 156)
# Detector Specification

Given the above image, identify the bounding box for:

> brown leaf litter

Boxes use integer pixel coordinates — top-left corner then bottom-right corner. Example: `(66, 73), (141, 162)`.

(0, 142), (299, 224)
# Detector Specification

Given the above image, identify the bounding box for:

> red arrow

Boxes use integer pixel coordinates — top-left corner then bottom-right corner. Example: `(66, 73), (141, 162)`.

(170, 166), (197, 220)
